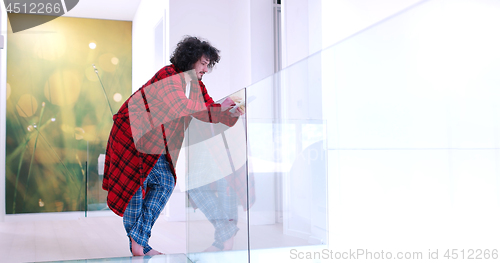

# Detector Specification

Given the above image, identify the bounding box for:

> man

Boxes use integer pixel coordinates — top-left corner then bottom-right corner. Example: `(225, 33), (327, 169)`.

(102, 36), (243, 256)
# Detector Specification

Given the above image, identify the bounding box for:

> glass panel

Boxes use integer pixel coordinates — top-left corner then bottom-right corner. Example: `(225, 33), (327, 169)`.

(247, 119), (327, 246)
(322, 0), (500, 256)
(246, 52), (328, 259)
(181, 0), (500, 259)
(85, 115), (113, 215)
(184, 89), (249, 262)
(184, 41), (329, 262)
(86, 55), (129, 217)
(4, 15), (132, 215)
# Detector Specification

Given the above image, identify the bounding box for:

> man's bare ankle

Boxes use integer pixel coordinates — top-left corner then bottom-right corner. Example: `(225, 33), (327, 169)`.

(145, 249), (163, 256)
(130, 237), (145, 256)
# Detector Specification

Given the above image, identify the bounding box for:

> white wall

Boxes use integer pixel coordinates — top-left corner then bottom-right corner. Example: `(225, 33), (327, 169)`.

(132, 0), (169, 93)
(321, 0), (424, 49)
(169, 0), (252, 101)
(168, 0), (275, 98)
(64, 0), (140, 21)
(250, 0), (275, 84)
(168, 0), (274, 99)
(283, 0), (424, 63)
(281, 0), (322, 69)
(280, 0), (322, 121)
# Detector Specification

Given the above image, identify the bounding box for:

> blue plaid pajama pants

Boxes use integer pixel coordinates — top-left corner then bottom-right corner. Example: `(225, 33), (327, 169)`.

(123, 154), (175, 254)
(188, 177), (239, 250)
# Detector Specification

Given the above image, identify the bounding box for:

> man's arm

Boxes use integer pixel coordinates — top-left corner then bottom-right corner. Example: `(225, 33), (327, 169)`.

(146, 73), (218, 124)
(197, 81), (240, 127)
(141, 72), (238, 127)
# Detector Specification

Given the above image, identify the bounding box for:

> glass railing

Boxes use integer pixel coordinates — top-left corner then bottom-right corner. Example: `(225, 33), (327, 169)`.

(85, 117), (113, 216)
(184, 43), (329, 262)
(183, 89), (250, 261)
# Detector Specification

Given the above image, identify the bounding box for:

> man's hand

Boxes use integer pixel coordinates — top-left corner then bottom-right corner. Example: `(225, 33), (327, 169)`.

(230, 106), (244, 117)
(221, 95), (245, 116)
(229, 95), (242, 104)
(220, 97), (236, 111)
(229, 95), (245, 117)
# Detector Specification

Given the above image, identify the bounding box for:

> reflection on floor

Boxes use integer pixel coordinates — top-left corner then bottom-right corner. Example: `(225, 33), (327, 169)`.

(0, 215), (184, 263)
(50, 254), (193, 263)
(187, 221), (314, 252)
(0, 215), (312, 262)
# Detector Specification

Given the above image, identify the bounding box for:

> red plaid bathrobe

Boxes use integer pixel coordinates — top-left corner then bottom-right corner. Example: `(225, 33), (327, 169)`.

(102, 64), (253, 217)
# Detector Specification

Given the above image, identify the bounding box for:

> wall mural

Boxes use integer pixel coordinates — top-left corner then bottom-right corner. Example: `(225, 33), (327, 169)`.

(5, 14), (132, 214)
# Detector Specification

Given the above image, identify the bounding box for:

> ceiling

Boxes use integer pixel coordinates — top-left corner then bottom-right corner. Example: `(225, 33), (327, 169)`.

(63, 0), (142, 21)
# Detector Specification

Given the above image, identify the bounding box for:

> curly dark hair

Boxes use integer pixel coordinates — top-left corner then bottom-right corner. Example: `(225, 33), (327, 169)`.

(170, 36), (220, 72)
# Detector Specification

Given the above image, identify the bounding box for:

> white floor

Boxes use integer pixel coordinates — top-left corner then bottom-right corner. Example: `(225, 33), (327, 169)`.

(0, 215), (184, 262)
(0, 215), (312, 262)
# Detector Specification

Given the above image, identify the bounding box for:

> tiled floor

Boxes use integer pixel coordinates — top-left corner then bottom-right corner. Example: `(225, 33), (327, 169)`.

(0, 215), (186, 263)
(48, 254), (193, 263)
(0, 214), (313, 262)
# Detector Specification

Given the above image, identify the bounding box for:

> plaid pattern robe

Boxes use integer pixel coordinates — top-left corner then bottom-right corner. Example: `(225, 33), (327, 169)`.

(102, 64), (239, 216)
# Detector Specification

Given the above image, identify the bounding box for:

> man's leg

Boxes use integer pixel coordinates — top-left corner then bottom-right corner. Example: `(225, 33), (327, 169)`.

(123, 155), (175, 255)
(123, 184), (149, 255)
(188, 177), (239, 251)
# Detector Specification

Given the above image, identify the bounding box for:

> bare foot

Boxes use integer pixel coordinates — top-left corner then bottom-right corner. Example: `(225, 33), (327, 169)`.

(130, 237), (145, 256)
(222, 235), (234, 251)
(145, 249), (163, 256)
(203, 245), (221, 252)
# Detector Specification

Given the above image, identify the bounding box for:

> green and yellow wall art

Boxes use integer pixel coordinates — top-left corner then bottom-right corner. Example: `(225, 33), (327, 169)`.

(5, 14), (132, 214)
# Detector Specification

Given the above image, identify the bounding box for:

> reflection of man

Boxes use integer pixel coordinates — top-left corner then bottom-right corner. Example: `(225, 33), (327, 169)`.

(185, 100), (252, 252)
(188, 165), (247, 252)
(102, 36), (243, 256)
